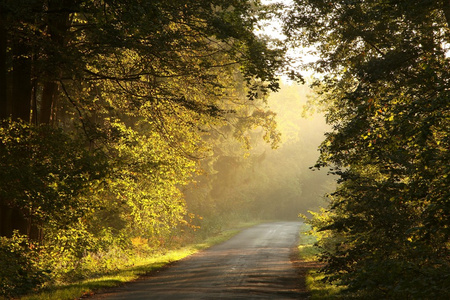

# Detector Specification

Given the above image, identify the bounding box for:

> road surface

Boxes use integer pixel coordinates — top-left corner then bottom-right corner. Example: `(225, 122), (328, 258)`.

(91, 222), (305, 299)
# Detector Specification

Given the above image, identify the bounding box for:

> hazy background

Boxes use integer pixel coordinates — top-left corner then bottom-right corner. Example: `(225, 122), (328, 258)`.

(184, 80), (336, 224)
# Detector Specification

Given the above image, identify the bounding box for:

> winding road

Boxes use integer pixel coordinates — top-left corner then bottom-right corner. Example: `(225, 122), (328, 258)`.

(91, 222), (305, 299)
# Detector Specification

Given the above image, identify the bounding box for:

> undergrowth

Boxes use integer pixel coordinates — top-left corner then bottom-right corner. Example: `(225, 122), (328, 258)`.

(297, 223), (345, 299)
(16, 221), (259, 300)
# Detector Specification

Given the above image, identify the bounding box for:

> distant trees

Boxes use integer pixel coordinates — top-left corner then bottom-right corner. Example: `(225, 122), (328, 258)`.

(184, 82), (334, 224)
(285, 0), (449, 298)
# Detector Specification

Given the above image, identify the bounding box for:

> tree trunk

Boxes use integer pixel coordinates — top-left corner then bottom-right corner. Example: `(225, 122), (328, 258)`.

(0, 9), (7, 119)
(4, 34), (33, 237)
(0, 9), (10, 237)
(40, 81), (58, 124)
(39, 0), (72, 125)
(11, 42), (32, 122)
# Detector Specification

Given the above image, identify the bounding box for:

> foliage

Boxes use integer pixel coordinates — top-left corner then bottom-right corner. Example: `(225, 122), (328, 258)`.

(19, 222), (254, 300)
(0, 119), (107, 234)
(296, 223), (320, 261)
(0, 233), (50, 298)
(285, 0), (450, 298)
(296, 222), (345, 300)
(0, 0), (300, 296)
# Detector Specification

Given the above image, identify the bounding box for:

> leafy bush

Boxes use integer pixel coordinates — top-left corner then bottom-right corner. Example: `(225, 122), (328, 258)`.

(0, 120), (108, 229)
(0, 233), (50, 298)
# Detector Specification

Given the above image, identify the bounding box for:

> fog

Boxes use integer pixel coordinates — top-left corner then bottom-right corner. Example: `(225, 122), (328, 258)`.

(245, 81), (336, 219)
(185, 81), (336, 223)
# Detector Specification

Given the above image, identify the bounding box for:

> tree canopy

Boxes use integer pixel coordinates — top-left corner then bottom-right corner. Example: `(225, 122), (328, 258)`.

(285, 0), (449, 298)
(0, 0), (298, 296)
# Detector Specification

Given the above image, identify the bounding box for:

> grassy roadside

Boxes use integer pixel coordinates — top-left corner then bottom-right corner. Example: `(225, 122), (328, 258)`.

(297, 223), (344, 299)
(20, 221), (260, 300)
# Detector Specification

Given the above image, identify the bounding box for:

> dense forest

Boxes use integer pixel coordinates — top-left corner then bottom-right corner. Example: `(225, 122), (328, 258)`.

(0, 0), (305, 296)
(284, 0), (449, 298)
(1, 0), (449, 298)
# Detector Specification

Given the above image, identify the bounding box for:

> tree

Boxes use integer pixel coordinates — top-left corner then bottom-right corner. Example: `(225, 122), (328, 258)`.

(0, 0), (292, 237)
(285, 0), (450, 298)
(0, 1), (295, 295)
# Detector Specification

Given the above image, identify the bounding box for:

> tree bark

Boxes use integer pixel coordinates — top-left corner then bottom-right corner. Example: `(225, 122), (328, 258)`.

(39, 0), (72, 124)
(40, 82), (58, 124)
(5, 27), (33, 237)
(11, 42), (32, 122)
(0, 9), (7, 119)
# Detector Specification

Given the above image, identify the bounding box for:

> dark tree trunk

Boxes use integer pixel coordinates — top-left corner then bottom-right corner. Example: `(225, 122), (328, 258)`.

(39, 0), (72, 124)
(2, 28), (33, 238)
(0, 9), (7, 119)
(40, 81), (58, 124)
(0, 204), (28, 238)
(0, 8), (10, 238)
(11, 42), (32, 122)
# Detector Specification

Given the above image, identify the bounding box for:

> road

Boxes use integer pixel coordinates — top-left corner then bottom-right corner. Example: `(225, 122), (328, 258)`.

(91, 222), (305, 299)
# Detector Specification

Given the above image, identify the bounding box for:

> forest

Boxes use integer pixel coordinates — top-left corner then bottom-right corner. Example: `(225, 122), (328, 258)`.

(1, 0), (449, 299)
(284, 0), (450, 298)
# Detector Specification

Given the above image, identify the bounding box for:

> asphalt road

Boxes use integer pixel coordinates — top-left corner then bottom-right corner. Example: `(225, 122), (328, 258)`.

(91, 221), (304, 299)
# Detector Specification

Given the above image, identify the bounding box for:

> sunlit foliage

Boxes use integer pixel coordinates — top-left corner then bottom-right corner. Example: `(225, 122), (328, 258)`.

(0, 0), (295, 296)
(286, 0), (450, 298)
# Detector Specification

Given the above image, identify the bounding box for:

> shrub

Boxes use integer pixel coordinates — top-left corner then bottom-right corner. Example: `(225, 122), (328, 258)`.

(0, 233), (50, 298)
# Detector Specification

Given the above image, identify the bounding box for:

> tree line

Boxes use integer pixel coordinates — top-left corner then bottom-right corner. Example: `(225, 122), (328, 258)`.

(284, 0), (449, 298)
(1, 0), (449, 298)
(0, 0), (299, 296)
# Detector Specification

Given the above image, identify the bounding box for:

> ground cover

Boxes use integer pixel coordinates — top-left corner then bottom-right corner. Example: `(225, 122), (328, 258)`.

(295, 223), (345, 299)
(19, 222), (260, 300)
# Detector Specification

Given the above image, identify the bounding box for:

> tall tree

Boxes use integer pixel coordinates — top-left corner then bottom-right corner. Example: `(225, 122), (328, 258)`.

(285, 0), (450, 298)
(0, 0), (293, 238)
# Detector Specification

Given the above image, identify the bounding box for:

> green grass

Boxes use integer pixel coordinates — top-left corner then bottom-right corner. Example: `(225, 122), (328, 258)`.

(20, 251), (192, 300)
(306, 271), (346, 300)
(20, 222), (258, 300)
(297, 223), (320, 261)
(297, 223), (345, 299)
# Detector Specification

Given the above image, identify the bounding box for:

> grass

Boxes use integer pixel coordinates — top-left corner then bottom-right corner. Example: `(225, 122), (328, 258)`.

(297, 223), (320, 261)
(296, 223), (345, 299)
(20, 222), (259, 300)
(306, 271), (346, 300)
(20, 250), (193, 300)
